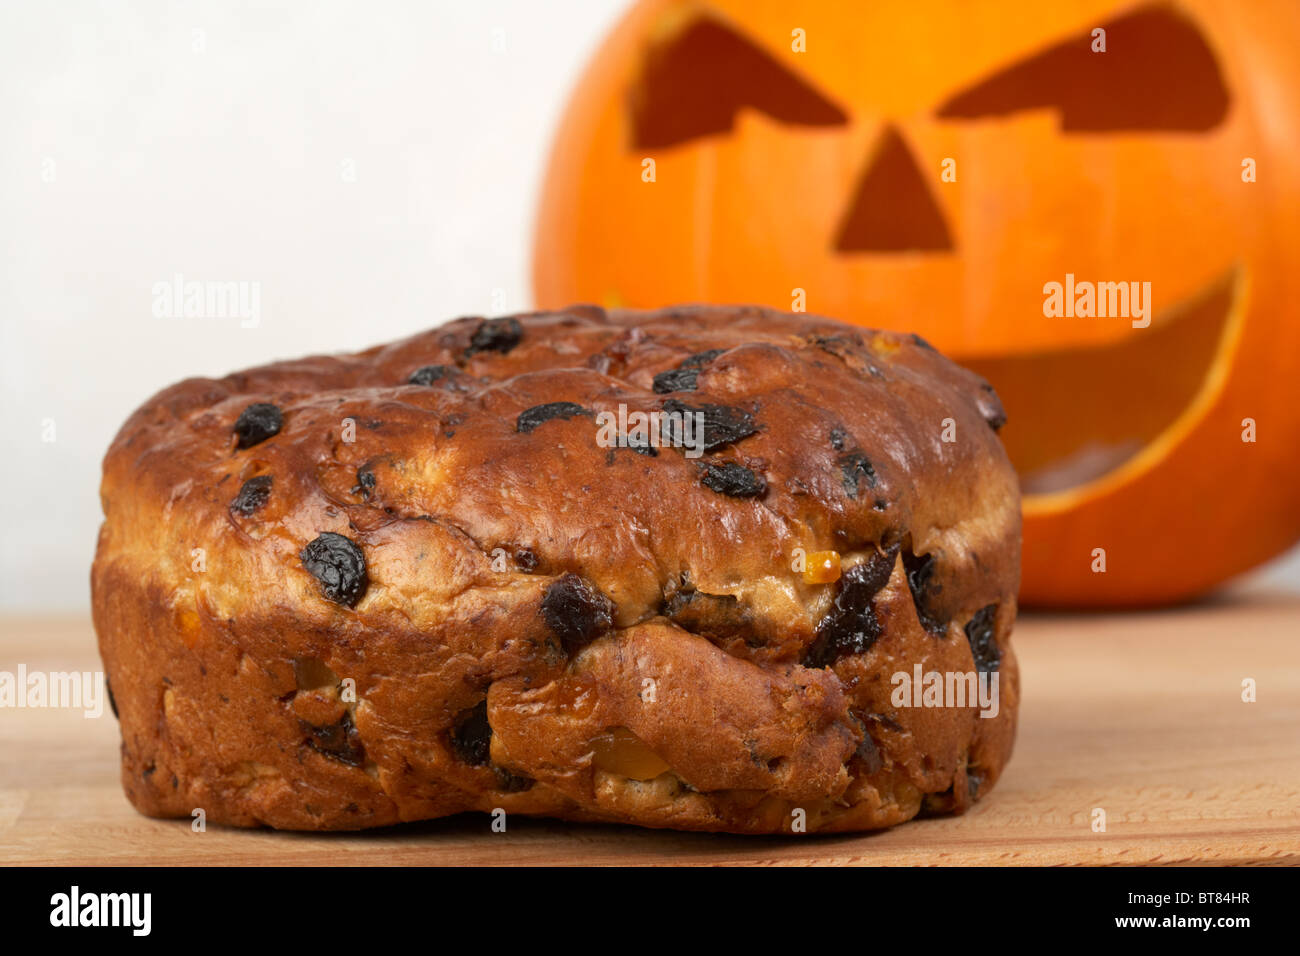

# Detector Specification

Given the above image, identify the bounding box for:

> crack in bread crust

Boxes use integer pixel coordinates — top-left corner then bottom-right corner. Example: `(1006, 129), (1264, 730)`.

(92, 305), (1020, 834)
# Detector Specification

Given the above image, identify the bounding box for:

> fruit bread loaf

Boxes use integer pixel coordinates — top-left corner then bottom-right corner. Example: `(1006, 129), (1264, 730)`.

(92, 304), (1020, 834)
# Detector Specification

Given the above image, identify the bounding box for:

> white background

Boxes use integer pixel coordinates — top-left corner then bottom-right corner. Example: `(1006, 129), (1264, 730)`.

(2, 0), (1296, 610)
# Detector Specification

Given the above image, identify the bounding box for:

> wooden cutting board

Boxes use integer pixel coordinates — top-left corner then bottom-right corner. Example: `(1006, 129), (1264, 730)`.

(2, 594), (1297, 866)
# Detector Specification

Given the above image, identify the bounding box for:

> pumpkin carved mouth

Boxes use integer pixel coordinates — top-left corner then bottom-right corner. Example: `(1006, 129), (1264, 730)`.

(961, 266), (1245, 507)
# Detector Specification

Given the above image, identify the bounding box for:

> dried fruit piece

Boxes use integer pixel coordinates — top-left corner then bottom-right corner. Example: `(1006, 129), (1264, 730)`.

(862, 711), (904, 734)
(233, 402), (282, 449)
(466, 317), (523, 356)
(964, 604), (1001, 673)
(514, 548), (539, 572)
(829, 425), (849, 451)
(701, 461), (766, 498)
(803, 546), (898, 667)
(300, 532), (368, 607)
(681, 348), (726, 368)
(651, 349), (727, 394)
(803, 550), (842, 584)
(809, 333), (883, 376)
(352, 466), (376, 499)
(230, 474), (272, 515)
(591, 727), (671, 780)
(465, 719), (536, 790)
(516, 401), (591, 433)
(664, 587), (770, 646)
(451, 700), (491, 766)
(652, 366), (700, 394)
(487, 734), (535, 792)
(494, 767), (534, 792)
(977, 382), (1008, 431)
(661, 398), (758, 451)
(855, 729), (883, 774)
(541, 572), (614, 651)
(302, 712), (365, 766)
(839, 452), (877, 498)
(810, 332), (863, 357)
(622, 431), (659, 456)
(408, 364), (452, 386)
(902, 548), (946, 635)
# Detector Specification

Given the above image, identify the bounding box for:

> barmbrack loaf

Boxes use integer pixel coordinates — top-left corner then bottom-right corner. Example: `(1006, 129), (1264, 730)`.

(92, 305), (1020, 834)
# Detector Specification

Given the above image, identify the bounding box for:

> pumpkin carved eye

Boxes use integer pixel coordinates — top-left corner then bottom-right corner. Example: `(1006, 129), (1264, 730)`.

(935, 4), (1229, 131)
(629, 12), (847, 149)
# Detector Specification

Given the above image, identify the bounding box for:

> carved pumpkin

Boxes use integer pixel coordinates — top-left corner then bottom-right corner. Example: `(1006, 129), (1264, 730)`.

(533, 0), (1300, 606)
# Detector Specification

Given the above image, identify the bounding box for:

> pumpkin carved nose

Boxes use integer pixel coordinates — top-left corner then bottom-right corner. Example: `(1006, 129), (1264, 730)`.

(834, 124), (953, 253)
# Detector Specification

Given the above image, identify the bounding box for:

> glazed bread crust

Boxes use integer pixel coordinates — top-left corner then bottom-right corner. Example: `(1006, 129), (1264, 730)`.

(92, 305), (1020, 834)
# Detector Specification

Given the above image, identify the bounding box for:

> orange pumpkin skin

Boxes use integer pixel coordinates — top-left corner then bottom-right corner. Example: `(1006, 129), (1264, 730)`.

(533, 0), (1300, 607)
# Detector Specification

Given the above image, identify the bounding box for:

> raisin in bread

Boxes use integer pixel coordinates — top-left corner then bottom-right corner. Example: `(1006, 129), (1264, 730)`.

(92, 304), (1020, 834)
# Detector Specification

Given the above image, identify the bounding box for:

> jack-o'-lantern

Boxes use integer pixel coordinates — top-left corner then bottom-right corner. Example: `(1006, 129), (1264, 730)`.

(533, 0), (1300, 606)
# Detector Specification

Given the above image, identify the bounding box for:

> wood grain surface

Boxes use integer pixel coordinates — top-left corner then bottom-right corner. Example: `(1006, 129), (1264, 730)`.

(2, 593), (1297, 866)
